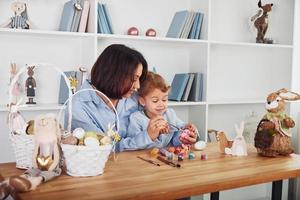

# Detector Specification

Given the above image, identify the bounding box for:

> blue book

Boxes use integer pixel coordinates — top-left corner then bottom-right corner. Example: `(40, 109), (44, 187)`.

(99, 4), (110, 34)
(195, 13), (204, 39)
(181, 73), (195, 101)
(188, 12), (200, 39)
(188, 73), (203, 101)
(97, 4), (105, 33)
(166, 10), (189, 38)
(71, 0), (84, 32)
(59, 0), (76, 31)
(103, 4), (113, 34)
(181, 12), (196, 39)
(168, 73), (190, 101)
(97, 5), (101, 33)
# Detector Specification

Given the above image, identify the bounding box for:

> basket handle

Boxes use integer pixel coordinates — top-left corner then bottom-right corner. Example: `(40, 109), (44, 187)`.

(8, 63), (73, 131)
(57, 88), (120, 136)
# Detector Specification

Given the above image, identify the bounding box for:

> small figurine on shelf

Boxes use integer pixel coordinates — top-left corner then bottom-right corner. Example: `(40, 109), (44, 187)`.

(9, 62), (23, 104)
(79, 67), (88, 85)
(68, 75), (78, 94)
(250, 0), (274, 44)
(145, 28), (156, 37)
(254, 89), (300, 157)
(1, 1), (33, 29)
(127, 27), (139, 36)
(25, 66), (36, 104)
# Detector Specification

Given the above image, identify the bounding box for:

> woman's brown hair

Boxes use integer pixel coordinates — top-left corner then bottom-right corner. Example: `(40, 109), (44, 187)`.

(91, 44), (148, 99)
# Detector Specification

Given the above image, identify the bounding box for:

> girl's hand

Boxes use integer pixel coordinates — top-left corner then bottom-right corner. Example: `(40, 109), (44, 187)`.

(180, 131), (197, 144)
(184, 123), (198, 134)
(147, 116), (168, 140)
(180, 123), (198, 145)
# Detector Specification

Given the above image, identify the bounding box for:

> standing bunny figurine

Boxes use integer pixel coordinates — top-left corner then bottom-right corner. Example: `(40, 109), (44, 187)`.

(255, 89), (300, 157)
(224, 122), (248, 156)
(250, 0), (274, 44)
(9, 63), (23, 104)
(217, 122), (248, 156)
(25, 66), (36, 104)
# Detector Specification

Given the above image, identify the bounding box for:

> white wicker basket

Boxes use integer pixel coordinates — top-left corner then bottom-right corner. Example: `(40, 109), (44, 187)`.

(8, 63), (72, 169)
(61, 144), (112, 176)
(59, 88), (118, 177)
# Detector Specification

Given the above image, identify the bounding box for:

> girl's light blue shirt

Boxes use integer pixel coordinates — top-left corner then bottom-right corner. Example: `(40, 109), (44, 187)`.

(67, 80), (155, 152)
(127, 109), (185, 149)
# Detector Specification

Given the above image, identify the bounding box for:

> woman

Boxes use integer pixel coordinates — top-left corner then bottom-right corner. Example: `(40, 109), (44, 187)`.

(69, 44), (196, 151)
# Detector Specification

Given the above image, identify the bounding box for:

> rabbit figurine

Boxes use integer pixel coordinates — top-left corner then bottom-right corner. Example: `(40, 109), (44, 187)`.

(224, 122), (248, 156)
(251, 0), (274, 44)
(254, 89), (300, 157)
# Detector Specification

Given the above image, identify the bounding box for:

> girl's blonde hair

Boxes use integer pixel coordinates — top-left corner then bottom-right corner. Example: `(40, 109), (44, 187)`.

(138, 71), (170, 97)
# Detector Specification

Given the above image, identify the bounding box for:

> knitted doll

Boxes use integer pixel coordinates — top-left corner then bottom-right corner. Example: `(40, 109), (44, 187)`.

(0, 114), (62, 196)
(1, 1), (33, 29)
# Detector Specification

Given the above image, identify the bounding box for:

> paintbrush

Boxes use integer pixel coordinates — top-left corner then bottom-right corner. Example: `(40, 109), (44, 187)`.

(137, 156), (160, 166)
(157, 156), (181, 168)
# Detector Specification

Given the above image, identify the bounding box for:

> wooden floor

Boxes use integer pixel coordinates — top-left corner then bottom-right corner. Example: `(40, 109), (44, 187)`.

(1, 143), (300, 200)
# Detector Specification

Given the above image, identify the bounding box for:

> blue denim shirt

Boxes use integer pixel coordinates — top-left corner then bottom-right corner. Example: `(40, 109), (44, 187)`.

(127, 109), (185, 149)
(66, 80), (155, 152)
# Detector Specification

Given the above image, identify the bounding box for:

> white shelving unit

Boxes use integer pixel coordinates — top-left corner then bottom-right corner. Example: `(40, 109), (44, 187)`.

(0, 0), (296, 199)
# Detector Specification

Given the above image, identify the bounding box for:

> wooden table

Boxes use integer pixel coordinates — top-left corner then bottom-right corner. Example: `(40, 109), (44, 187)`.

(1, 143), (300, 200)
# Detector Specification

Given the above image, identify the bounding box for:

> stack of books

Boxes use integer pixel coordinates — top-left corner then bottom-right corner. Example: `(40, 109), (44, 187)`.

(59, 0), (90, 32)
(166, 10), (204, 39)
(168, 73), (203, 102)
(97, 3), (113, 34)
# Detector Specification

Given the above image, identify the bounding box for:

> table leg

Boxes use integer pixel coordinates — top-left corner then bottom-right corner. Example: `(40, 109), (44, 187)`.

(211, 192), (219, 200)
(272, 180), (282, 200)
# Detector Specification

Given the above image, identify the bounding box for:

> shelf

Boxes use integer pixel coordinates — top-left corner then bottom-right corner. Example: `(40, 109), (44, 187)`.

(98, 33), (208, 45)
(0, 102), (207, 111)
(208, 98), (265, 105)
(210, 40), (294, 49)
(168, 101), (206, 107)
(0, 28), (95, 38)
(0, 103), (64, 112)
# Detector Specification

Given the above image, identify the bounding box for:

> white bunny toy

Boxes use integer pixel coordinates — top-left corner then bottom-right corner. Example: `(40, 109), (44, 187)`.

(225, 121), (248, 156)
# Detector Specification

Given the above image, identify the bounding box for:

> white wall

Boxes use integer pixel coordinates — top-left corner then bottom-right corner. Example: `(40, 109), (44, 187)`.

(291, 0), (300, 199)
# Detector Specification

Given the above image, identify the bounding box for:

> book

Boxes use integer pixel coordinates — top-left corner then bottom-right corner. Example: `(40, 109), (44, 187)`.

(103, 4), (113, 34)
(58, 71), (82, 104)
(166, 10), (189, 38)
(99, 3), (110, 34)
(188, 12), (200, 39)
(97, 5), (101, 33)
(71, 0), (84, 32)
(78, 0), (90, 32)
(180, 12), (196, 39)
(195, 13), (204, 39)
(181, 73), (195, 101)
(188, 73), (203, 101)
(168, 73), (190, 101)
(97, 4), (106, 33)
(59, 0), (76, 31)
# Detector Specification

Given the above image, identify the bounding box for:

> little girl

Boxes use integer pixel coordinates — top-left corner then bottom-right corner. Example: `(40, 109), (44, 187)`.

(127, 72), (197, 149)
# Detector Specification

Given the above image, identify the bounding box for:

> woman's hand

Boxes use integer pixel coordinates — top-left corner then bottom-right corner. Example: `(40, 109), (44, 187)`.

(147, 116), (168, 141)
